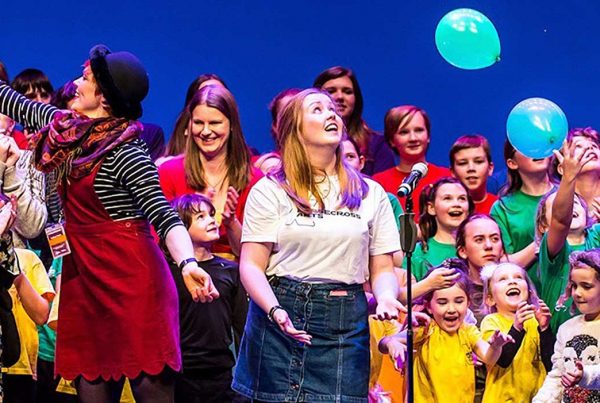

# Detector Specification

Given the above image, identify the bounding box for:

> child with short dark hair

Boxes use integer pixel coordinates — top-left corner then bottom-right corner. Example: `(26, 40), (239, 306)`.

(169, 194), (248, 403)
(450, 134), (498, 214)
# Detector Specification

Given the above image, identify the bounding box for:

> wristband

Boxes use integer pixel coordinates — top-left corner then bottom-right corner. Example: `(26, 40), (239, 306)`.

(268, 305), (285, 322)
(178, 257), (197, 270)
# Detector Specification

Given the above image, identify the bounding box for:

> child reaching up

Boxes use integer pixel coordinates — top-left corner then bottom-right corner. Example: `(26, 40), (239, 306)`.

(480, 262), (554, 402)
(379, 267), (514, 403)
(536, 139), (600, 333)
(534, 250), (600, 402)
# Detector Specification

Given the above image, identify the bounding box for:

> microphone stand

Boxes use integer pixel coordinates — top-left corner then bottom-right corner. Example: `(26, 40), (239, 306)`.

(398, 193), (417, 403)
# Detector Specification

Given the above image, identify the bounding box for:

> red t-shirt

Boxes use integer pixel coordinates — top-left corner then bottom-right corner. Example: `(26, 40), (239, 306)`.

(474, 193), (499, 215)
(373, 163), (452, 222)
(158, 155), (262, 257)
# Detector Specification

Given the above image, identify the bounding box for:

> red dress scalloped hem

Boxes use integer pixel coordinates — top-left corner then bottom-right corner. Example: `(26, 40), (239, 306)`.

(56, 361), (182, 382)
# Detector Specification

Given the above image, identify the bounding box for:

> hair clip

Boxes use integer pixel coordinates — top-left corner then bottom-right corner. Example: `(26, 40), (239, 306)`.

(554, 304), (568, 312)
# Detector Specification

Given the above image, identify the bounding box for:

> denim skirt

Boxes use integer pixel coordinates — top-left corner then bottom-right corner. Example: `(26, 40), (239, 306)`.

(232, 277), (369, 402)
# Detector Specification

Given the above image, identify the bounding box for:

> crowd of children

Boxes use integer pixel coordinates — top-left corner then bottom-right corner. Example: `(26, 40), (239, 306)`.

(0, 53), (599, 403)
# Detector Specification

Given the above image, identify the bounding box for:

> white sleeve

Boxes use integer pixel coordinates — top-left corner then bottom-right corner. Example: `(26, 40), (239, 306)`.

(368, 182), (400, 256)
(580, 365), (600, 389)
(533, 327), (566, 403)
(4, 151), (47, 240)
(241, 178), (283, 244)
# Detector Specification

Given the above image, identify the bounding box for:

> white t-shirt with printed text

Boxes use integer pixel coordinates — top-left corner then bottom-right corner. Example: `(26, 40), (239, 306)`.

(242, 175), (400, 284)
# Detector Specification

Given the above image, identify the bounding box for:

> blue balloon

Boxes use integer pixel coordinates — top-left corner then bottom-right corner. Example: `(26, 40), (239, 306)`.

(507, 98), (568, 159)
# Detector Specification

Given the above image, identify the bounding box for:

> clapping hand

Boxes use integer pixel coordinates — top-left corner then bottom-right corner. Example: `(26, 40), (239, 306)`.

(221, 186), (239, 227)
(514, 301), (536, 331)
(534, 300), (552, 331)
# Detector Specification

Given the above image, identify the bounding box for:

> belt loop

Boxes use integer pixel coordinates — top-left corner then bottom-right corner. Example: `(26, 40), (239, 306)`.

(268, 275), (280, 288)
(304, 283), (312, 297)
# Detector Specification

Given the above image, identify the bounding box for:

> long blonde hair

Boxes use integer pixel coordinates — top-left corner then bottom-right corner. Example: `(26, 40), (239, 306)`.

(269, 88), (368, 214)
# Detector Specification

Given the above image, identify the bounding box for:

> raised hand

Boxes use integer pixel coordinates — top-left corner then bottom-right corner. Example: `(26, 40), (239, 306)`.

(514, 300), (536, 331)
(534, 300), (552, 331)
(553, 139), (597, 183)
(221, 186), (240, 227)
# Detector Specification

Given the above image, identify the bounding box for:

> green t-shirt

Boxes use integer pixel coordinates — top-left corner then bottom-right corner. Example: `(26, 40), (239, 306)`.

(37, 257), (62, 362)
(491, 189), (551, 291)
(538, 224), (600, 334)
(490, 190), (545, 254)
(387, 193), (403, 230)
(404, 238), (457, 280)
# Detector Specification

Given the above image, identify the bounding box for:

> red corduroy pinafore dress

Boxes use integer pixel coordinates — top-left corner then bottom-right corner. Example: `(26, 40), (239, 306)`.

(55, 162), (181, 381)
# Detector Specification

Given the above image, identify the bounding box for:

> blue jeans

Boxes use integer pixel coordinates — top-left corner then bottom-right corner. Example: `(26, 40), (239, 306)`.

(232, 277), (369, 402)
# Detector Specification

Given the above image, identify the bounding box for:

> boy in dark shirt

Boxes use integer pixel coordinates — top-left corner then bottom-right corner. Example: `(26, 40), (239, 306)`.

(169, 194), (248, 403)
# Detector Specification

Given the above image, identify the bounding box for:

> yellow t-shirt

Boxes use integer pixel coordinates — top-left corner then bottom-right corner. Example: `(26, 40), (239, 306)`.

(481, 313), (546, 403)
(3, 249), (55, 378)
(414, 322), (481, 403)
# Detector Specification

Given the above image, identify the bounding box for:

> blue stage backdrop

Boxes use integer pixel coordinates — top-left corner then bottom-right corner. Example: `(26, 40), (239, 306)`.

(3, 0), (599, 167)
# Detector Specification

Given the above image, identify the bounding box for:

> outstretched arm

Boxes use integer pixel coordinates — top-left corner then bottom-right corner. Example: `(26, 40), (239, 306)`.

(547, 140), (594, 258)
(0, 83), (59, 132)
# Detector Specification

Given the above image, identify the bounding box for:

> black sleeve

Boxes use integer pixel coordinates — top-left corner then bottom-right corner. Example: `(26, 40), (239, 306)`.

(539, 326), (556, 372)
(496, 325), (525, 368)
(231, 270), (248, 354)
(0, 82), (58, 131)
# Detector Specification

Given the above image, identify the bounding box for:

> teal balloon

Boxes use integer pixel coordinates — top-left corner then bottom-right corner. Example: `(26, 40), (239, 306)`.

(435, 8), (501, 70)
(507, 98), (568, 159)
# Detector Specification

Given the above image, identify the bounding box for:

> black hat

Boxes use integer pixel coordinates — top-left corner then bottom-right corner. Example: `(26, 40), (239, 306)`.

(88, 44), (149, 120)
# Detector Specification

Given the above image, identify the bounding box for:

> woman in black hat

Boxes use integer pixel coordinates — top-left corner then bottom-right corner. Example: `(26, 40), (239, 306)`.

(0, 45), (219, 402)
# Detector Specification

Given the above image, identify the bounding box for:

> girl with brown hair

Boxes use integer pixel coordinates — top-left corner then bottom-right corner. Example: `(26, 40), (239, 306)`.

(158, 85), (260, 259)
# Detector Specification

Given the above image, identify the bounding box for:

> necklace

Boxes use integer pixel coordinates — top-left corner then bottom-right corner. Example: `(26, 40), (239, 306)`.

(205, 174), (227, 192)
(315, 174), (334, 200)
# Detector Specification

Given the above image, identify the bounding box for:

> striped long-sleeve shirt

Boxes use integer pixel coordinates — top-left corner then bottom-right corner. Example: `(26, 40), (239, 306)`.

(0, 83), (182, 239)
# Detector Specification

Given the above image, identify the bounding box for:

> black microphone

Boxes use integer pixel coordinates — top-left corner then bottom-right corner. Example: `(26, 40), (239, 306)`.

(397, 162), (428, 197)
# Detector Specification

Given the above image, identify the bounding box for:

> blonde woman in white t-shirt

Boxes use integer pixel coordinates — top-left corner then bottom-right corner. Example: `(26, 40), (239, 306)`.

(232, 88), (405, 402)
